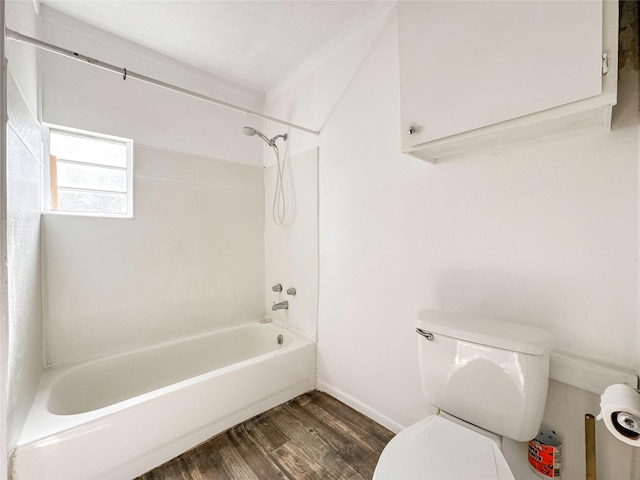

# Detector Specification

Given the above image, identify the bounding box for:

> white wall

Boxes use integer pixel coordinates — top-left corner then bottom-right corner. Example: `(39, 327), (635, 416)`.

(4, 0), (43, 467)
(39, 10), (267, 366)
(265, 147), (318, 339)
(266, 9), (639, 480)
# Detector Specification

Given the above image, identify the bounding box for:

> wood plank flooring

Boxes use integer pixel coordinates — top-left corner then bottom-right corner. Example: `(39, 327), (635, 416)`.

(136, 390), (394, 480)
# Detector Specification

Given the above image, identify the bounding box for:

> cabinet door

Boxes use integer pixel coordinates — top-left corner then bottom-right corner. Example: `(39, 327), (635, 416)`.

(399, 0), (604, 147)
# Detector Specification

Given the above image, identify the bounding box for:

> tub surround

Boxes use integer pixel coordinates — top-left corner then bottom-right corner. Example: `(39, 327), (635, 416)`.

(42, 145), (266, 367)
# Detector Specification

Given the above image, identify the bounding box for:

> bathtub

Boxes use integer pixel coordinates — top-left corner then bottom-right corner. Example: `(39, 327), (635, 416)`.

(12, 321), (315, 479)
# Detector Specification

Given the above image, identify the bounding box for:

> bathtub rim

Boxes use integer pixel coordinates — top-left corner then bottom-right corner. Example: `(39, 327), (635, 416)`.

(50, 318), (307, 371)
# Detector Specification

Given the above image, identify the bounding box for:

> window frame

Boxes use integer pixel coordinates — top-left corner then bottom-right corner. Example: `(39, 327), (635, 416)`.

(43, 124), (134, 218)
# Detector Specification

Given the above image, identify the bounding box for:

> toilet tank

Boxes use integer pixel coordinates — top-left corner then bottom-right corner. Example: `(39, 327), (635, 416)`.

(416, 309), (554, 442)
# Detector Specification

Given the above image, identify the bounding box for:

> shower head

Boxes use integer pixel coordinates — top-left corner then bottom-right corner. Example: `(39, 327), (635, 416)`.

(242, 126), (273, 146)
(242, 126), (287, 146)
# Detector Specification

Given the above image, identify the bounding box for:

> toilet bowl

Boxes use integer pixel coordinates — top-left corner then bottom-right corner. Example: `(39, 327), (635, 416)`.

(373, 414), (514, 480)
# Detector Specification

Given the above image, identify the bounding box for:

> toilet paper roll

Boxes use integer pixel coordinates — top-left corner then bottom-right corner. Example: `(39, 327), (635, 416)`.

(597, 384), (640, 447)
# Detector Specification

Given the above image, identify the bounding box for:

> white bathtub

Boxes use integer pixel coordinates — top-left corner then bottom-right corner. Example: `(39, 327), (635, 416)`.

(12, 322), (315, 479)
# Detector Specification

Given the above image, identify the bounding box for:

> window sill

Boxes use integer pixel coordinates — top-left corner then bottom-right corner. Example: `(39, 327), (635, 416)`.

(41, 211), (135, 220)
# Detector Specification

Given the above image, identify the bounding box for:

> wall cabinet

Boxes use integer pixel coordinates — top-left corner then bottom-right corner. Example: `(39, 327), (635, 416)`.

(398, 0), (618, 163)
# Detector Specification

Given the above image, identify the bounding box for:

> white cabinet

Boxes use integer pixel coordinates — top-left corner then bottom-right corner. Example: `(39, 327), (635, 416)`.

(398, 0), (618, 163)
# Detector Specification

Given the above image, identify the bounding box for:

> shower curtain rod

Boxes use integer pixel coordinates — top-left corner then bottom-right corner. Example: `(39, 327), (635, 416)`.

(5, 28), (320, 136)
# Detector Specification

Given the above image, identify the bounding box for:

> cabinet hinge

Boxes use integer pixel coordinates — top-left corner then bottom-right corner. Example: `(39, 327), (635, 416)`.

(602, 53), (609, 76)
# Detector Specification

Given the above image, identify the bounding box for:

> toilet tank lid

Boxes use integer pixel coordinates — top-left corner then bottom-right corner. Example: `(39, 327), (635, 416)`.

(417, 309), (554, 355)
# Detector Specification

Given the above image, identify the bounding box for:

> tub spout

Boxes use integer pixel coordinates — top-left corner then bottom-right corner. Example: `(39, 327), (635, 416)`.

(272, 301), (289, 311)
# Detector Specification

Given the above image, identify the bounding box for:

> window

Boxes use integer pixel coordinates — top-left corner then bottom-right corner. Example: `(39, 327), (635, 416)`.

(46, 127), (133, 217)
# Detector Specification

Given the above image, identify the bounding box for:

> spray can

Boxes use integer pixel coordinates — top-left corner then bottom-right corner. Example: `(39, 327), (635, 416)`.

(528, 428), (562, 479)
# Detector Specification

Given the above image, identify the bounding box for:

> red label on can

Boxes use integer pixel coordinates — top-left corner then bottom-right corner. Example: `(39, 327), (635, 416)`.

(528, 439), (560, 478)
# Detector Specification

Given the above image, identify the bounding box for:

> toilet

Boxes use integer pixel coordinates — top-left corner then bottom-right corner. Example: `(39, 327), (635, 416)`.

(374, 309), (554, 480)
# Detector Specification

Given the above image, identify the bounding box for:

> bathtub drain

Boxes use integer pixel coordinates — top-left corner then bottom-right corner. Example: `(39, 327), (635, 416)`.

(277, 334), (284, 345)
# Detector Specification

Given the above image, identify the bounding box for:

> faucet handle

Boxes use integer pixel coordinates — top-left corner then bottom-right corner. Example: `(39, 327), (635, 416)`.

(286, 287), (296, 296)
(272, 283), (282, 292)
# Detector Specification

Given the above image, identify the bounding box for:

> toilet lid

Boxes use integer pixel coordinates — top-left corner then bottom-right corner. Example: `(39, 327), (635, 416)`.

(373, 415), (515, 480)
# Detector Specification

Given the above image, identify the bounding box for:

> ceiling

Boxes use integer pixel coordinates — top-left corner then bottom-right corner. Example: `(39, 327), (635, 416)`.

(39, 0), (391, 93)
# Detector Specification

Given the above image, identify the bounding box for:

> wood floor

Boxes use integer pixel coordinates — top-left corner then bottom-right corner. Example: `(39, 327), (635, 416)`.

(136, 391), (394, 480)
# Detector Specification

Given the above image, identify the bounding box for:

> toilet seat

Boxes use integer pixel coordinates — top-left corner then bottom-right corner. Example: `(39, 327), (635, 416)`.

(373, 415), (515, 480)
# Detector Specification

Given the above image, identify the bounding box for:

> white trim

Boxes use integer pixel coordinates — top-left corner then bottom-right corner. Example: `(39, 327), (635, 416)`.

(44, 124), (134, 218)
(126, 136), (134, 218)
(45, 122), (134, 145)
(41, 124), (51, 216)
(313, 147), (320, 343)
(316, 380), (404, 434)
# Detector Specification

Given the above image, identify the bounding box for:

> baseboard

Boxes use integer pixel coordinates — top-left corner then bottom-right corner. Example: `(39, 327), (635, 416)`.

(316, 380), (404, 433)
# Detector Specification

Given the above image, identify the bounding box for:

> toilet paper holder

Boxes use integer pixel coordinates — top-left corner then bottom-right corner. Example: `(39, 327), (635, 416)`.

(598, 384), (640, 446)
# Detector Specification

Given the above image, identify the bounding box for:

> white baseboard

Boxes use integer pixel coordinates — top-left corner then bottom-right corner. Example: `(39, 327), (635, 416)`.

(316, 380), (405, 433)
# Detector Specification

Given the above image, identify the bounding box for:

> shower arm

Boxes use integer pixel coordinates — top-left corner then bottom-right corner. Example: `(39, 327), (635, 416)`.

(270, 134), (288, 144)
